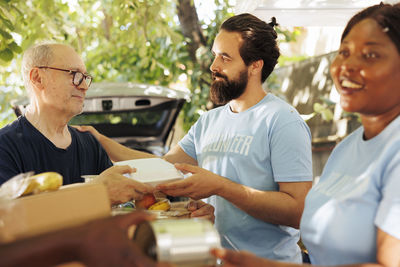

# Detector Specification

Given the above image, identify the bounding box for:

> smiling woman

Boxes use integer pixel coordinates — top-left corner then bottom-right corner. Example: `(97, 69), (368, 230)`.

(330, 19), (400, 116)
(293, 3), (400, 265)
(330, 13), (400, 140)
(211, 3), (400, 267)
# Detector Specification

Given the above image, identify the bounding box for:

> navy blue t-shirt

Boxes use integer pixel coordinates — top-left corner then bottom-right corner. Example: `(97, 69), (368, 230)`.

(0, 116), (113, 185)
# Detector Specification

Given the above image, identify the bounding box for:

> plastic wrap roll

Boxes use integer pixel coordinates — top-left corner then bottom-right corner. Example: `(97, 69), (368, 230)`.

(133, 218), (221, 267)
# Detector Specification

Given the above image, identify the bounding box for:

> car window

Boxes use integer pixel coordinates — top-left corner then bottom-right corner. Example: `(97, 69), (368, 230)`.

(69, 100), (179, 138)
(70, 110), (165, 126)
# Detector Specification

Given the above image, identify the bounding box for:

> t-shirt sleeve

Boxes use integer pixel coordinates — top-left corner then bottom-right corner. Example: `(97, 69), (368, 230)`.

(375, 152), (400, 239)
(270, 120), (313, 182)
(178, 120), (199, 161)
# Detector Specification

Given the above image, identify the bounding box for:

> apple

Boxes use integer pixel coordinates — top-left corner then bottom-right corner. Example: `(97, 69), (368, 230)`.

(135, 193), (157, 209)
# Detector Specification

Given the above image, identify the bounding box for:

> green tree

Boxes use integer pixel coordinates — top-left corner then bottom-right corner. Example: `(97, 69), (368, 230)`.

(0, 0), (297, 131)
(0, 0), (72, 127)
(0, 0), (232, 130)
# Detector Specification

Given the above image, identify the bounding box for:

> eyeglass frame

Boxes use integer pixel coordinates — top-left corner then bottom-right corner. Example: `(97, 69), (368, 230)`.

(36, 66), (93, 87)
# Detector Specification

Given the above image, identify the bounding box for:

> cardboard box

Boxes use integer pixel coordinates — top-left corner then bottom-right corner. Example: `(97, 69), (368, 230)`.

(0, 182), (111, 243)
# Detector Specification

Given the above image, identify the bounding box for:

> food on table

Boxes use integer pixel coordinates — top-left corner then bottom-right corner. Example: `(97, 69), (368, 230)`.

(22, 172), (63, 196)
(135, 193), (157, 209)
(148, 199), (171, 211)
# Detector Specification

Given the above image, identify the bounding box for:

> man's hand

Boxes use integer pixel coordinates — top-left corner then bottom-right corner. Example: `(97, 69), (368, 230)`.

(73, 125), (101, 140)
(98, 165), (155, 205)
(73, 125), (157, 161)
(210, 248), (273, 267)
(187, 200), (215, 223)
(79, 212), (157, 267)
(0, 211), (175, 267)
(156, 163), (225, 200)
(79, 212), (174, 267)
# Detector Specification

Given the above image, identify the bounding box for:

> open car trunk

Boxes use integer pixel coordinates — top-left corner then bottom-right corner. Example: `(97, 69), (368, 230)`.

(12, 82), (190, 156)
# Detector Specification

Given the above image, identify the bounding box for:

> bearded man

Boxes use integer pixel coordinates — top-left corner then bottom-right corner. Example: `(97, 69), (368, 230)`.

(77, 14), (313, 262)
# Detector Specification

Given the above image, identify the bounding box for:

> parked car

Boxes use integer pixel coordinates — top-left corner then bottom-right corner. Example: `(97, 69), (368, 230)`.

(12, 82), (191, 156)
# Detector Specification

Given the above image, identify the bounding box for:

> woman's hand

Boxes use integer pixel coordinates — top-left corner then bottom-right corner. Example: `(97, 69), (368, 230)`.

(211, 248), (274, 267)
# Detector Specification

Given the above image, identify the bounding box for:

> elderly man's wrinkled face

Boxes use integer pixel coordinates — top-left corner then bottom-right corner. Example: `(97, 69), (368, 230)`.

(330, 19), (400, 117)
(37, 45), (89, 118)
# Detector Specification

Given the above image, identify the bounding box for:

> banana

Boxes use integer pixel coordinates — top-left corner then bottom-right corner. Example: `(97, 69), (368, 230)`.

(148, 199), (171, 211)
(22, 179), (40, 195)
(35, 172), (63, 192)
(22, 172), (63, 196)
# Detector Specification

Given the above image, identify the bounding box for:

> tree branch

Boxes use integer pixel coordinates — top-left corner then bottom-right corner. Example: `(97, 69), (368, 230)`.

(176, 0), (207, 62)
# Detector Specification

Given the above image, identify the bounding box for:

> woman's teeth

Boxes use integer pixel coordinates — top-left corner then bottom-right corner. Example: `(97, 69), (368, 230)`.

(341, 80), (362, 89)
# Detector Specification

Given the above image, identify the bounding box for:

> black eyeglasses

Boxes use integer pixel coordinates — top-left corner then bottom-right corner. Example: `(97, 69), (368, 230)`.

(37, 66), (93, 87)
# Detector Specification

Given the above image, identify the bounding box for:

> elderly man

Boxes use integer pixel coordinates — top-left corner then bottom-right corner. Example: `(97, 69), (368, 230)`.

(0, 43), (153, 204)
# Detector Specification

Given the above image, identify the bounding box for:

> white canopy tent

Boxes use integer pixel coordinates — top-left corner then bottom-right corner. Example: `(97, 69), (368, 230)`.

(234, 0), (399, 26)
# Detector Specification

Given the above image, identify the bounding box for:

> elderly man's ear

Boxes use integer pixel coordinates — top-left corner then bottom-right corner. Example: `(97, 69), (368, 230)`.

(30, 68), (44, 90)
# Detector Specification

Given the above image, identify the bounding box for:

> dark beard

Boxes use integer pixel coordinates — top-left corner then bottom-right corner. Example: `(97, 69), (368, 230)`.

(210, 70), (248, 105)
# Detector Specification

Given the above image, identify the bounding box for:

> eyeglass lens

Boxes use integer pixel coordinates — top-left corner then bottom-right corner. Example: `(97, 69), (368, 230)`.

(73, 72), (92, 87)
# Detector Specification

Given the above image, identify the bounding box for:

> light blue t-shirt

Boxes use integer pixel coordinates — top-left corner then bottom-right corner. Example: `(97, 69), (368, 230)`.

(300, 115), (400, 265)
(179, 94), (313, 262)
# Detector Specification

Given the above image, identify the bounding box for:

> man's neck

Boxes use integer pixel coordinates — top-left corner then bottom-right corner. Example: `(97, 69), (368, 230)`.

(229, 83), (267, 113)
(25, 106), (72, 149)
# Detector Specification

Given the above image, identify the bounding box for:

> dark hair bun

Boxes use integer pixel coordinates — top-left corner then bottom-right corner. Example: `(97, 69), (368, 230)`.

(268, 17), (279, 27)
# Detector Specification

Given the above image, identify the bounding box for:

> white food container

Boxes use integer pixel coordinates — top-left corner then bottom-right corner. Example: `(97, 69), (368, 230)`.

(114, 158), (185, 186)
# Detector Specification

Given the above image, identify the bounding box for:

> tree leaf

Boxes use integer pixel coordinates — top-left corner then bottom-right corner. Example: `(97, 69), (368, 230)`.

(8, 41), (22, 53)
(0, 16), (14, 31)
(0, 28), (12, 39)
(0, 48), (13, 62)
(321, 109), (333, 122)
(0, 5), (15, 23)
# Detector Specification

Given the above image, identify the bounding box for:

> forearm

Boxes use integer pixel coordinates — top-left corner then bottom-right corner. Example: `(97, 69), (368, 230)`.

(0, 228), (80, 267)
(217, 179), (306, 228)
(265, 260), (381, 267)
(213, 248), (383, 267)
(162, 145), (198, 165)
(97, 133), (156, 162)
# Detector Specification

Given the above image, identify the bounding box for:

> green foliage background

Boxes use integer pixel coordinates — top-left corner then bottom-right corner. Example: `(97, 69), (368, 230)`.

(0, 0), (299, 130)
(0, 0), (226, 129)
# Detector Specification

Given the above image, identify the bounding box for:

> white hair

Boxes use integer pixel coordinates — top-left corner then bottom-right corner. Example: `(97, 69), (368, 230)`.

(21, 42), (56, 94)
